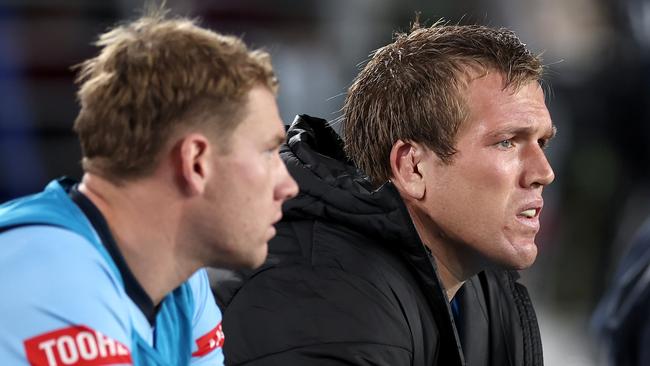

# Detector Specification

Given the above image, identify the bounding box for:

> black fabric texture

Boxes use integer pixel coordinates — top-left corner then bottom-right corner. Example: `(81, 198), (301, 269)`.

(214, 115), (543, 366)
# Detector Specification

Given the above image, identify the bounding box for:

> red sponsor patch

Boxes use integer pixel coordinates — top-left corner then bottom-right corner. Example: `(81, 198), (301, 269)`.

(24, 325), (132, 366)
(191, 322), (224, 357)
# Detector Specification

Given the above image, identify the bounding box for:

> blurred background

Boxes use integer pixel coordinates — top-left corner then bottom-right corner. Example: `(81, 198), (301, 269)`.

(2, 0), (650, 364)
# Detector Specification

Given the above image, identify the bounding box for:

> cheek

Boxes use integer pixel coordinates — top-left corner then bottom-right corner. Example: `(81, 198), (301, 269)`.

(446, 160), (498, 189)
(436, 160), (515, 222)
(229, 155), (270, 184)
(462, 156), (516, 196)
(225, 156), (276, 211)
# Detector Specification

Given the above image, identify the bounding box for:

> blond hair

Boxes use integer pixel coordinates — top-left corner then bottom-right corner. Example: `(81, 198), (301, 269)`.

(74, 12), (277, 179)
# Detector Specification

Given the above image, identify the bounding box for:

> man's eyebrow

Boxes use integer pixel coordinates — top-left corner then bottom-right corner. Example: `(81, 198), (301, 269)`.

(489, 123), (557, 139)
(271, 133), (286, 147)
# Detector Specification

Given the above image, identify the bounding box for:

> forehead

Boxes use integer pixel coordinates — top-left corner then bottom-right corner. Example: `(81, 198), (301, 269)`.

(460, 73), (551, 137)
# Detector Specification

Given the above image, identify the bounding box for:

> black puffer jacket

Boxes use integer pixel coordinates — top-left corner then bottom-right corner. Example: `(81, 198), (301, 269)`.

(215, 115), (543, 366)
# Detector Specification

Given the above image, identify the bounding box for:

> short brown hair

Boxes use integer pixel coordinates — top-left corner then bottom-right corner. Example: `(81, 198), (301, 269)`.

(74, 11), (277, 179)
(342, 21), (543, 186)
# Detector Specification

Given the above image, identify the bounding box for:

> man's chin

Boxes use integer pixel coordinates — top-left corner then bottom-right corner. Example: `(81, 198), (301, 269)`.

(244, 244), (269, 269)
(509, 243), (538, 270)
(210, 243), (268, 270)
(489, 239), (538, 271)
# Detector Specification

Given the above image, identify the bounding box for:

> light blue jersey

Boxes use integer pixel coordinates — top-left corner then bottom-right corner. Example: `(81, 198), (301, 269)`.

(0, 179), (225, 365)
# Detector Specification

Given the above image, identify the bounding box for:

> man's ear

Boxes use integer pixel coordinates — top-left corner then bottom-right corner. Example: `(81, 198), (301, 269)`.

(176, 133), (211, 196)
(389, 139), (426, 200)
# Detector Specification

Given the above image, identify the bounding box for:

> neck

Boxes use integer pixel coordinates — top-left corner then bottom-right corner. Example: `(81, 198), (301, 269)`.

(405, 203), (478, 301)
(78, 173), (197, 305)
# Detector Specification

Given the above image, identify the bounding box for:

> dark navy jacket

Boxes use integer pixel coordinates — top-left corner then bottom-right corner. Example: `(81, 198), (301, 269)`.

(593, 219), (650, 366)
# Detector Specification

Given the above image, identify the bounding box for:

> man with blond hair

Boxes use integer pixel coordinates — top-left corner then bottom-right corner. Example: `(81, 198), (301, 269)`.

(0, 10), (297, 366)
(218, 21), (554, 366)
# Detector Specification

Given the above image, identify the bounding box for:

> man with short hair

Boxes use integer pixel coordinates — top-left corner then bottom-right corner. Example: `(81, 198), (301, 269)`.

(0, 10), (297, 366)
(217, 21), (555, 366)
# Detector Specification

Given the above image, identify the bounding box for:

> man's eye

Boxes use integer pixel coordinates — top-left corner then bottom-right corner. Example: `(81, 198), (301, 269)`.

(266, 146), (281, 155)
(498, 140), (513, 148)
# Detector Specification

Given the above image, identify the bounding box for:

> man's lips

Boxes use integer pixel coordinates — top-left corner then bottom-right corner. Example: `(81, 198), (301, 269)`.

(517, 199), (543, 219)
(514, 199), (543, 233)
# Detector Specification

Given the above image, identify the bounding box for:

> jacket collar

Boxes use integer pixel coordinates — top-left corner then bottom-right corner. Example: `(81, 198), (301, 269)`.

(282, 114), (465, 364)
